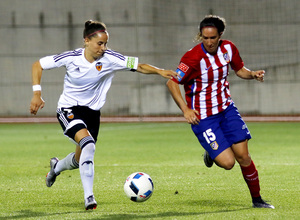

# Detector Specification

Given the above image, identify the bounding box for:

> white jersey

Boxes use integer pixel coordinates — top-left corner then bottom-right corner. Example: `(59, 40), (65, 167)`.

(39, 48), (138, 110)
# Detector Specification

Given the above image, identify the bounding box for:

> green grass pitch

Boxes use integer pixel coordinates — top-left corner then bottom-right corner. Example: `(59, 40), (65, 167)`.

(0, 122), (299, 219)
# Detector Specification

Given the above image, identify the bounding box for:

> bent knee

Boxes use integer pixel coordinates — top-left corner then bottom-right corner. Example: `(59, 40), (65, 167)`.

(215, 158), (235, 170)
(214, 149), (236, 170)
(222, 160), (235, 170)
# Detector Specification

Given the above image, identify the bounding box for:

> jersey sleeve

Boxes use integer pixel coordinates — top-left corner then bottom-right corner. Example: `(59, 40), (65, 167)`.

(229, 42), (244, 72)
(104, 50), (138, 72)
(111, 55), (138, 72)
(171, 51), (196, 84)
(39, 55), (60, 70)
(39, 50), (77, 70)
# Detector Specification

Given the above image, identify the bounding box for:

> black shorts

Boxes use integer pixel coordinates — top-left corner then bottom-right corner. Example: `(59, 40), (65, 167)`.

(56, 106), (101, 142)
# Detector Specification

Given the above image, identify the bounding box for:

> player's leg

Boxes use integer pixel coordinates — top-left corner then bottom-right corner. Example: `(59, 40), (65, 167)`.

(231, 141), (274, 208)
(213, 147), (236, 170)
(54, 150), (80, 174)
(46, 108), (84, 187)
(46, 144), (80, 187)
(191, 114), (234, 169)
(232, 141), (259, 197)
(223, 104), (274, 208)
(75, 128), (97, 210)
(50, 106), (99, 209)
(75, 144), (81, 162)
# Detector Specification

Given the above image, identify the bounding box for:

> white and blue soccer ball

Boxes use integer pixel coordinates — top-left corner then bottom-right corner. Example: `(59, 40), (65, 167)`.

(124, 172), (154, 202)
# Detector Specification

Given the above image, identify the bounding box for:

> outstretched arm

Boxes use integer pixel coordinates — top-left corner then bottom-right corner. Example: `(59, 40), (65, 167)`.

(166, 79), (199, 125)
(236, 66), (265, 82)
(137, 63), (178, 79)
(30, 61), (45, 115)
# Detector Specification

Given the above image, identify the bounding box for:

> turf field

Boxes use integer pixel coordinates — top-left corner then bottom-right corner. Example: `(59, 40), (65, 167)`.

(0, 122), (299, 219)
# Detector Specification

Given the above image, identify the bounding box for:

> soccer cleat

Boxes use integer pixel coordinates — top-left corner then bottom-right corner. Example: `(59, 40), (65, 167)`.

(252, 198), (275, 209)
(45, 157), (59, 187)
(85, 195), (97, 210)
(203, 151), (214, 168)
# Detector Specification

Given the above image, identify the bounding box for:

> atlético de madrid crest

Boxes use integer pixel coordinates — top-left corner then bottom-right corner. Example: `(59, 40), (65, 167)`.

(223, 52), (230, 63)
(96, 62), (103, 71)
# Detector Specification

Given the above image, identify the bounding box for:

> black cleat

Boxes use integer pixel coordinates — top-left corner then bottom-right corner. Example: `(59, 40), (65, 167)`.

(203, 151), (214, 168)
(252, 197), (275, 209)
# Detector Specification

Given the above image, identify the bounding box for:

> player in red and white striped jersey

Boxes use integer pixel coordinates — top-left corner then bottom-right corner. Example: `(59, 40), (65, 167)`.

(167, 15), (274, 209)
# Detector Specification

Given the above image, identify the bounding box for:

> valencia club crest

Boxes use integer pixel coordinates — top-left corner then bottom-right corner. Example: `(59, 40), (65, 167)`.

(96, 62), (103, 71)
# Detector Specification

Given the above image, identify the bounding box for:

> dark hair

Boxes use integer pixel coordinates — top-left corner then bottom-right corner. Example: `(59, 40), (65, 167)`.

(199, 15), (226, 35)
(194, 15), (226, 42)
(83, 20), (107, 39)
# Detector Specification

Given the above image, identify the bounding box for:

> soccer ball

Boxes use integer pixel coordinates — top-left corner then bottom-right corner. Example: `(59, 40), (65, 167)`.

(124, 172), (154, 202)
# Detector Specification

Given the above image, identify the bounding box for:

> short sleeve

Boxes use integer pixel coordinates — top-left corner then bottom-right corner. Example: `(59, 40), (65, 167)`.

(39, 55), (60, 70)
(229, 43), (244, 72)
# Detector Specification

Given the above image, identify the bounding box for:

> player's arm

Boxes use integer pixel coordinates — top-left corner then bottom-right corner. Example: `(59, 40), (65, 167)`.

(236, 66), (265, 82)
(30, 60), (45, 115)
(136, 63), (178, 79)
(166, 79), (199, 125)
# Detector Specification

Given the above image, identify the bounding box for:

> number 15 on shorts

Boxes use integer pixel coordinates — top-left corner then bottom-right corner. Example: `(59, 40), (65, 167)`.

(203, 129), (219, 150)
(203, 129), (216, 144)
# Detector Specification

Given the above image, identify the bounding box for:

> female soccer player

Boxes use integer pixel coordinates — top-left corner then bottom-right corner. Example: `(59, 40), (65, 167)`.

(166, 15), (274, 209)
(30, 20), (177, 210)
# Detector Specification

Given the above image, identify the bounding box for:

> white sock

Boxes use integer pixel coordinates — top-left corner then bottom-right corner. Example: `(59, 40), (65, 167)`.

(79, 137), (96, 199)
(54, 152), (79, 175)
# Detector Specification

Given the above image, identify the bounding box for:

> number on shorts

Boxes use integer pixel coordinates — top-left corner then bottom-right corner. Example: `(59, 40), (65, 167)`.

(203, 128), (216, 144)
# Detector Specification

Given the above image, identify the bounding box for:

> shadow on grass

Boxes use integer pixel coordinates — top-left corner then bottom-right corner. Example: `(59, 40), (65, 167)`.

(0, 208), (251, 220)
(98, 198), (252, 219)
(98, 199), (252, 220)
(97, 209), (251, 220)
(0, 199), (251, 219)
(0, 209), (83, 219)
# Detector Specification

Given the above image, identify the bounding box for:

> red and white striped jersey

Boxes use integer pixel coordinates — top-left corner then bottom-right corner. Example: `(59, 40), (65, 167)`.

(172, 40), (244, 119)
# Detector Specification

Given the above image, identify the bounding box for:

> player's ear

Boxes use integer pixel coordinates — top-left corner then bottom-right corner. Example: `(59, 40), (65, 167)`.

(84, 37), (90, 47)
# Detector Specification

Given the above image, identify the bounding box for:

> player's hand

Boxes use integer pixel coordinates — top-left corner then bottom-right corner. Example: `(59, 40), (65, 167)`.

(183, 108), (200, 125)
(252, 70), (265, 82)
(158, 69), (179, 79)
(30, 92), (45, 115)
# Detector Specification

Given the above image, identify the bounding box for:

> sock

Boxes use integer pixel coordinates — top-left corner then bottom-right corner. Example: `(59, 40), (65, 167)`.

(79, 136), (96, 199)
(54, 152), (79, 175)
(240, 160), (261, 199)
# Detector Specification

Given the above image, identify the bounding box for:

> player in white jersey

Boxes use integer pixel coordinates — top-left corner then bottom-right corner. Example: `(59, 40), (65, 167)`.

(29, 20), (177, 210)
(167, 15), (274, 209)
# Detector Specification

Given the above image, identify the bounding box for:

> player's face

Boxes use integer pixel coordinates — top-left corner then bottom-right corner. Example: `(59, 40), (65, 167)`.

(85, 32), (109, 60)
(201, 27), (221, 55)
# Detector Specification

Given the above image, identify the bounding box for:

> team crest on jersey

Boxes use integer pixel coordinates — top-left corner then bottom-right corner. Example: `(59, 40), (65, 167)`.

(67, 112), (74, 119)
(210, 141), (219, 150)
(223, 52), (230, 63)
(95, 62), (103, 71)
(178, 62), (189, 73)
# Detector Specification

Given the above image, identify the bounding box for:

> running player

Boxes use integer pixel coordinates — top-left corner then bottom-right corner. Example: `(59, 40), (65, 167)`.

(30, 20), (177, 210)
(166, 15), (274, 209)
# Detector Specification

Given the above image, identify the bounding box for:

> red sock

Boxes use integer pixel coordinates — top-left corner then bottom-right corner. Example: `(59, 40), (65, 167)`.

(240, 160), (260, 198)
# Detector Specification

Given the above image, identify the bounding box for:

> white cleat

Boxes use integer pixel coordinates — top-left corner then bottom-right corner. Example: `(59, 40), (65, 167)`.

(85, 195), (97, 210)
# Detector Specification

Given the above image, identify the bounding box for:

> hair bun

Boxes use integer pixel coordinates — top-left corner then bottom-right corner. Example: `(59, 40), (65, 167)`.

(85, 20), (94, 28)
